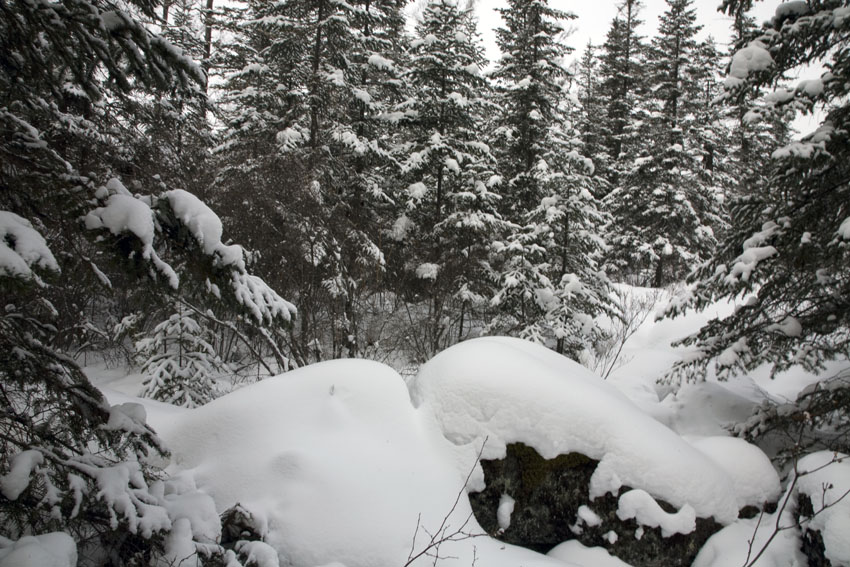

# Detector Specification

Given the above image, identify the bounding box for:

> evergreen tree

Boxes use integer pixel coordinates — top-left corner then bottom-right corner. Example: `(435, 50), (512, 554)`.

(387, 0), (502, 358)
(137, 302), (226, 407)
(724, 11), (790, 203)
(0, 0), (294, 559)
(488, 0), (613, 357)
(138, 0), (214, 197)
(213, 0), (407, 362)
(604, 0), (726, 286)
(575, 42), (612, 195)
(596, 0), (648, 183)
(665, 0), (850, 383)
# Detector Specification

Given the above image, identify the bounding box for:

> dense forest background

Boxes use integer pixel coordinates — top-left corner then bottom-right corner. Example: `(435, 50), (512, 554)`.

(1, 0), (849, 565)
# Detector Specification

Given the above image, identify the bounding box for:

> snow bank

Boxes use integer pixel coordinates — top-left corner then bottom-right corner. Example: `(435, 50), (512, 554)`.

(0, 532), (77, 567)
(548, 540), (633, 567)
(693, 451), (849, 567)
(687, 436), (781, 509)
(160, 359), (562, 567)
(796, 452), (850, 566)
(410, 337), (740, 524)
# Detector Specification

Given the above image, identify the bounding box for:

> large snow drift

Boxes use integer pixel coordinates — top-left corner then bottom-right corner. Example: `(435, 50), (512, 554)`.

(409, 337), (740, 524)
(155, 359), (562, 567)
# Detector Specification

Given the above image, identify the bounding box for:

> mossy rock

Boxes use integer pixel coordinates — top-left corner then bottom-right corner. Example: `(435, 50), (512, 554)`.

(468, 443), (723, 567)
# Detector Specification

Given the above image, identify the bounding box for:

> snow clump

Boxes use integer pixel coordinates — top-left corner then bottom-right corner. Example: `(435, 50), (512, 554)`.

(0, 211), (59, 279)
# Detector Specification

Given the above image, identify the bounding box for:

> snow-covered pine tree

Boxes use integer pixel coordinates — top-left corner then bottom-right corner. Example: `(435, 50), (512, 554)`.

(724, 11), (790, 204)
(604, 0), (726, 287)
(664, 0), (850, 383)
(595, 0), (649, 186)
(213, 0), (406, 362)
(138, 0), (214, 197)
(137, 302), (226, 407)
(0, 0), (294, 560)
(488, 0), (614, 358)
(575, 42), (613, 196)
(387, 0), (502, 358)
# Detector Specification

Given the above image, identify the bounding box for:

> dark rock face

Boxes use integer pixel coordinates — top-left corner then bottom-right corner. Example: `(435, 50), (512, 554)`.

(798, 494), (832, 567)
(468, 443), (722, 567)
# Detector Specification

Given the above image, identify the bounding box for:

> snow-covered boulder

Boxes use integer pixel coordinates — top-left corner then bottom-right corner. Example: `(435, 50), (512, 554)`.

(410, 337), (749, 565)
(155, 359), (563, 567)
(410, 337), (740, 523)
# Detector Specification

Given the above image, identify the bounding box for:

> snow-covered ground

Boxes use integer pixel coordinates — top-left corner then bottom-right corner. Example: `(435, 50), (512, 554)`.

(72, 286), (848, 567)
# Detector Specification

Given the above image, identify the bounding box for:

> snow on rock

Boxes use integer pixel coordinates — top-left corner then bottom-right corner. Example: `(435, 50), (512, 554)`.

(686, 436), (781, 509)
(0, 211), (59, 279)
(155, 472), (222, 546)
(497, 493), (515, 531)
(616, 489), (696, 537)
(577, 505), (602, 528)
(159, 359), (562, 567)
(548, 540), (633, 567)
(410, 337), (740, 525)
(0, 450), (44, 500)
(838, 216), (850, 240)
(796, 452), (850, 566)
(165, 189), (245, 269)
(0, 532), (77, 567)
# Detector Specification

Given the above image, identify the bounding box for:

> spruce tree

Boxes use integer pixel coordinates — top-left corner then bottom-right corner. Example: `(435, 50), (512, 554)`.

(0, 0), (294, 559)
(213, 0), (406, 362)
(596, 0), (648, 184)
(663, 0), (850, 462)
(604, 0), (725, 286)
(137, 302), (226, 407)
(488, 0), (613, 357)
(387, 0), (502, 358)
(665, 0), (850, 382)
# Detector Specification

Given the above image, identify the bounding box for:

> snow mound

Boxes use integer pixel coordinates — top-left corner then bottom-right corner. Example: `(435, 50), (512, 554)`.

(0, 532), (77, 567)
(687, 436), (781, 509)
(410, 337), (739, 524)
(160, 359), (562, 567)
(693, 451), (849, 567)
(548, 540), (632, 567)
(693, 512), (805, 567)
